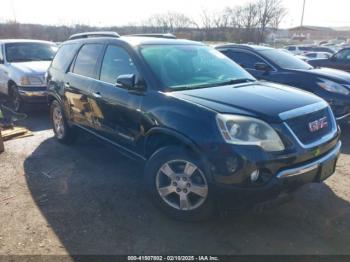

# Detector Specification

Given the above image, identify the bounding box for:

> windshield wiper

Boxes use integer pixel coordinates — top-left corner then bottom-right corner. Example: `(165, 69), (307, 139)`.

(213, 78), (256, 86)
(168, 78), (256, 91)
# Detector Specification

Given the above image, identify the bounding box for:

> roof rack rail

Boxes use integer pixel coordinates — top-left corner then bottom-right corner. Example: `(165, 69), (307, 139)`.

(68, 31), (120, 40)
(126, 33), (177, 39)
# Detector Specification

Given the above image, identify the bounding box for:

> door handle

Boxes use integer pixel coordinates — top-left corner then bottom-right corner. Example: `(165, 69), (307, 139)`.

(92, 92), (102, 99)
(64, 82), (70, 88)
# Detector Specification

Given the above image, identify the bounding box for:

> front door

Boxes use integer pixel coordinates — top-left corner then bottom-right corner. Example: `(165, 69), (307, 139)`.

(89, 44), (144, 152)
(332, 49), (350, 72)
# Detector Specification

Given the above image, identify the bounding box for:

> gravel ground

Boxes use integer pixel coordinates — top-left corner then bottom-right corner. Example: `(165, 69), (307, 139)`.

(0, 110), (350, 256)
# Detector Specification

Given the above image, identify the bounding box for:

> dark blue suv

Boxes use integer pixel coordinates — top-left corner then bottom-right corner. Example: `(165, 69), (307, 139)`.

(47, 32), (341, 220)
(216, 44), (350, 122)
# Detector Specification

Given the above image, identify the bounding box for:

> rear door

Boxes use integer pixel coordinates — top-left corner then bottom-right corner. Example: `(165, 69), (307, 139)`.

(89, 44), (144, 151)
(65, 43), (104, 128)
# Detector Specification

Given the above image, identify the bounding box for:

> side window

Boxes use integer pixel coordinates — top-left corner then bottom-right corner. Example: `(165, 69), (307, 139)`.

(335, 49), (350, 60)
(226, 50), (264, 69)
(100, 45), (137, 84)
(73, 44), (104, 78)
(288, 46), (296, 51)
(0, 45), (3, 61)
(52, 44), (79, 71)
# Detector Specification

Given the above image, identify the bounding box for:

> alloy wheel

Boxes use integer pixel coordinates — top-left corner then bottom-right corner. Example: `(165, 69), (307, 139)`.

(52, 106), (65, 139)
(156, 159), (208, 211)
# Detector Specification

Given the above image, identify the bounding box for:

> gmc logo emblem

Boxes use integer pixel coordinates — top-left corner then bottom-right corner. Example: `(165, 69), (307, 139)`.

(308, 117), (328, 133)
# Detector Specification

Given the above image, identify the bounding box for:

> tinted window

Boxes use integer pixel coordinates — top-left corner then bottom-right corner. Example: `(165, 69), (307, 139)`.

(5, 42), (57, 62)
(335, 49), (350, 60)
(259, 49), (312, 70)
(306, 53), (317, 58)
(73, 44), (104, 78)
(287, 46), (296, 51)
(225, 50), (264, 69)
(100, 45), (137, 84)
(299, 46), (312, 51)
(52, 44), (79, 71)
(141, 45), (254, 90)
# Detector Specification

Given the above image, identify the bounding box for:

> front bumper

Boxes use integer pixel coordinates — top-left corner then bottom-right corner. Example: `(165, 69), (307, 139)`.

(18, 86), (47, 103)
(211, 141), (341, 210)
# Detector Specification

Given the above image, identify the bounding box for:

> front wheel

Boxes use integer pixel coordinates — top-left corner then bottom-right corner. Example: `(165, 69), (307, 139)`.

(9, 84), (23, 112)
(145, 146), (215, 221)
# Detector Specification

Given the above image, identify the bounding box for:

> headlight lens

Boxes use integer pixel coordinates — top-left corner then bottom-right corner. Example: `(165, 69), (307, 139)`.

(317, 79), (350, 95)
(216, 114), (285, 152)
(20, 76), (44, 86)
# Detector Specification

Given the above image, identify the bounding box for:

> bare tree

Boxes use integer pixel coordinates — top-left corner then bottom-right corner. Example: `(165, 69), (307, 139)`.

(256, 0), (287, 42)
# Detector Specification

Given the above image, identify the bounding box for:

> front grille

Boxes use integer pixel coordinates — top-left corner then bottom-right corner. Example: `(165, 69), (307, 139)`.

(285, 108), (333, 145)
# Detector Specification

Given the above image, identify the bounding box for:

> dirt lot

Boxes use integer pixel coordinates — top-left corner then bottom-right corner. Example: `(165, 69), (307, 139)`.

(0, 110), (350, 256)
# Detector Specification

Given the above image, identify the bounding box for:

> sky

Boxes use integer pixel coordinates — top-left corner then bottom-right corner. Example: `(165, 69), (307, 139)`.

(1, 0), (350, 28)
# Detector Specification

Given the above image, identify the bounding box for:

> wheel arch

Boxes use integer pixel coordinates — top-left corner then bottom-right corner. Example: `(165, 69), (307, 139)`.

(7, 80), (17, 95)
(144, 127), (202, 160)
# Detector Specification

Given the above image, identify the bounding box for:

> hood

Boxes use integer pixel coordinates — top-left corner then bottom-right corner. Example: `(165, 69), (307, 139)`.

(9, 61), (51, 75)
(171, 81), (322, 123)
(293, 67), (350, 83)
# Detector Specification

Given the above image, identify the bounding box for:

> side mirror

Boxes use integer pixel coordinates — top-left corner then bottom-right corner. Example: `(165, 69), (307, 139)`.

(116, 74), (146, 91)
(254, 62), (271, 72)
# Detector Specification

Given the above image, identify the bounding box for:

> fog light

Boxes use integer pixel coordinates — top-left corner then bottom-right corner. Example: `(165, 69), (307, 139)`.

(250, 170), (260, 182)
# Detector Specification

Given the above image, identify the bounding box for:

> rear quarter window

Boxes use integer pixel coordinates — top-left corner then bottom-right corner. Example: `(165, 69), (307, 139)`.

(51, 43), (79, 71)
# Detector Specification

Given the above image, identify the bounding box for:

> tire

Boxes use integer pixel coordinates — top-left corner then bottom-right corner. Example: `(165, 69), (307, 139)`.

(145, 146), (215, 221)
(50, 100), (77, 144)
(9, 84), (23, 112)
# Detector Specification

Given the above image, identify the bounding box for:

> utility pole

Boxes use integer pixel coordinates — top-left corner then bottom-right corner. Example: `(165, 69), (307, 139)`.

(300, 0), (306, 27)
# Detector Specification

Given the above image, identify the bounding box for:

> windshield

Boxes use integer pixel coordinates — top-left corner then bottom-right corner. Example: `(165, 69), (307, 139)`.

(140, 45), (255, 90)
(259, 49), (313, 70)
(5, 42), (57, 62)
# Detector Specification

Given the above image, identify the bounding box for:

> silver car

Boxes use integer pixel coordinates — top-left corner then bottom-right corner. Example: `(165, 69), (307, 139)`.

(0, 39), (57, 111)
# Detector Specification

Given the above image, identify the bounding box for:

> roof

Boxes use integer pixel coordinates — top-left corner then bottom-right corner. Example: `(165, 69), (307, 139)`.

(288, 26), (335, 32)
(0, 39), (55, 45)
(215, 43), (272, 51)
(66, 35), (203, 47)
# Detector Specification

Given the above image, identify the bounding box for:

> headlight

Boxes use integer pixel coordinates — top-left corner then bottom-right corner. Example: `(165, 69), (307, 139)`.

(317, 78), (350, 95)
(216, 114), (285, 152)
(20, 76), (44, 86)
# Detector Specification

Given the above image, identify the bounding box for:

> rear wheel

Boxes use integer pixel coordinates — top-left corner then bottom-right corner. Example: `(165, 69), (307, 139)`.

(50, 100), (77, 144)
(145, 146), (215, 221)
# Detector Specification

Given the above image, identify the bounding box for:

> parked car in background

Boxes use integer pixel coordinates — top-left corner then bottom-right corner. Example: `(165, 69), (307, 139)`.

(284, 45), (312, 55)
(284, 45), (335, 56)
(312, 46), (335, 54)
(308, 48), (350, 73)
(0, 39), (57, 111)
(216, 44), (350, 122)
(47, 32), (341, 220)
(304, 52), (333, 60)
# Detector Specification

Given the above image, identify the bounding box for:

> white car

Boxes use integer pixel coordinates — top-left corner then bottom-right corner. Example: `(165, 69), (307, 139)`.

(0, 39), (57, 111)
(284, 45), (312, 55)
(304, 52), (332, 59)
